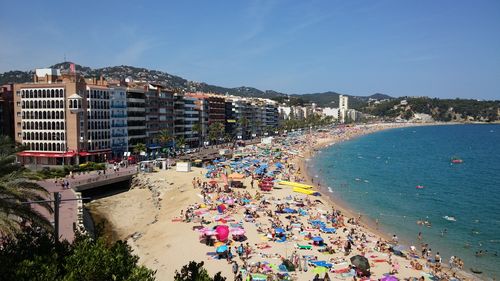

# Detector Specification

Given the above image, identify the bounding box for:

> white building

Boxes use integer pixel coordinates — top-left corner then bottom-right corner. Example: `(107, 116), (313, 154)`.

(110, 87), (128, 159)
(85, 85), (111, 160)
(339, 95), (349, 123)
(322, 107), (340, 119)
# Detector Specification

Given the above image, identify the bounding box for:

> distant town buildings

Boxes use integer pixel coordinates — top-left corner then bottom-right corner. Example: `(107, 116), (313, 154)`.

(8, 67), (375, 167)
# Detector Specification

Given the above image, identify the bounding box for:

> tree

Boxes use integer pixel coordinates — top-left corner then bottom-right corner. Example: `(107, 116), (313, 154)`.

(0, 227), (156, 281)
(174, 261), (225, 281)
(237, 117), (249, 139)
(175, 136), (186, 150)
(191, 122), (202, 147)
(208, 122), (225, 145)
(158, 130), (172, 147)
(133, 143), (146, 157)
(0, 136), (53, 237)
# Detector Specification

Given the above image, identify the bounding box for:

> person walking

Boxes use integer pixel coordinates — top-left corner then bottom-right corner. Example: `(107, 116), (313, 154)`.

(232, 261), (239, 280)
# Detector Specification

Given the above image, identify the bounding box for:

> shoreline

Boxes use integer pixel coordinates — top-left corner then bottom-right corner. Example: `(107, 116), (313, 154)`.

(86, 122), (482, 280)
(300, 123), (482, 281)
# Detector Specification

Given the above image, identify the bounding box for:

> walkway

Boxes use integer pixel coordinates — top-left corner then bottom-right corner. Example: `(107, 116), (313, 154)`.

(36, 166), (137, 242)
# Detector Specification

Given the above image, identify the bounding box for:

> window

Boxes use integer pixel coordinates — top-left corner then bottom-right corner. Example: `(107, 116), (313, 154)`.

(16, 102), (21, 107)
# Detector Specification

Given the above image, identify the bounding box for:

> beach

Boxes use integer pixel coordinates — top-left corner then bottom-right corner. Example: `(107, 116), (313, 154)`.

(87, 123), (475, 280)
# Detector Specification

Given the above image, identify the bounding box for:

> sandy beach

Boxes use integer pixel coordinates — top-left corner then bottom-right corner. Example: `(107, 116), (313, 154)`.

(87, 123), (475, 281)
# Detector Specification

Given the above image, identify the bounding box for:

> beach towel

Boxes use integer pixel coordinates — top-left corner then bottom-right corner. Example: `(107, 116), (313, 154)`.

(296, 244), (312, 250)
(335, 268), (350, 274)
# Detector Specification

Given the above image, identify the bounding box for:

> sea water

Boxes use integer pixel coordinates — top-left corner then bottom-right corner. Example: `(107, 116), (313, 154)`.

(311, 124), (500, 279)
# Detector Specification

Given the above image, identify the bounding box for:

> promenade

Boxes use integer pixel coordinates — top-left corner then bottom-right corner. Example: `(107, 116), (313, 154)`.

(36, 166), (137, 242)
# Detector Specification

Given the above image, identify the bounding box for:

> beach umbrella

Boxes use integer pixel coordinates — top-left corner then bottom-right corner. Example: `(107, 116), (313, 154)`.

(217, 204), (227, 214)
(228, 173), (245, 179)
(216, 245), (228, 253)
(350, 255), (370, 272)
(312, 236), (324, 242)
(275, 227), (285, 233)
(215, 225), (229, 241)
(230, 228), (246, 236)
(313, 266), (328, 274)
(392, 245), (407, 256)
(250, 273), (267, 281)
(381, 275), (399, 281)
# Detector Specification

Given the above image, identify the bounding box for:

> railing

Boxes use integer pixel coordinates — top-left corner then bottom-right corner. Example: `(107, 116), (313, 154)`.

(111, 123), (127, 127)
(70, 169), (137, 187)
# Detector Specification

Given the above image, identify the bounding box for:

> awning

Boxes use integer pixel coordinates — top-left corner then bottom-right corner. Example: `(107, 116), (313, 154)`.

(148, 145), (162, 149)
(79, 150), (111, 156)
(17, 151), (76, 158)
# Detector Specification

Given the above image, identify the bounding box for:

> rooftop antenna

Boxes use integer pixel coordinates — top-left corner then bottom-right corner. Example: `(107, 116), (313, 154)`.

(64, 53), (67, 63)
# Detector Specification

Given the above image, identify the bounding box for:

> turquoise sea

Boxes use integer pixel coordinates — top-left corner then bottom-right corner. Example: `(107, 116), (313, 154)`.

(311, 124), (500, 279)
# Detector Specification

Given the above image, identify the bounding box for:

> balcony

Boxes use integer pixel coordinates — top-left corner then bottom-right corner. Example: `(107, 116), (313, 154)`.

(111, 123), (127, 127)
(111, 113), (127, 118)
(112, 133), (127, 137)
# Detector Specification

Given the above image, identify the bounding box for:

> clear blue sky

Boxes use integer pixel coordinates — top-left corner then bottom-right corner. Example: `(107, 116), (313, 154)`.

(1, 0), (499, 99)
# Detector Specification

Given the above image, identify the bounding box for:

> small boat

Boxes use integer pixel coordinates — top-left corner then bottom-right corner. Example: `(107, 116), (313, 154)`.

(278, 181), (313, 189)
(293, 187), (315, 195)
(416, 185), (424, 189)
(470, 268), (482, 274)
(451, 157), (463, 164)
(443, 216), (457, 222)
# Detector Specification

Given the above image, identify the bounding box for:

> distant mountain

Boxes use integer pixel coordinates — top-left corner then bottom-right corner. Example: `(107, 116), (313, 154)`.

(0, 62), (389, 107)
(0, 70), (34, 84)
(364, 97), (500, 122)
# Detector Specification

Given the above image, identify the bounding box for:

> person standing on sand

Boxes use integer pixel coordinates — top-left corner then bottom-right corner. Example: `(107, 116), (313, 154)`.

(232, 261), (238, 277)
(392, 234), (399, 245)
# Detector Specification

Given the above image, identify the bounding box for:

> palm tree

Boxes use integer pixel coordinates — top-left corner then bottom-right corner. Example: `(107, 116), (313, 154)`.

(208, 122), (225, 145)
(0, 136), (53, 237)
(158, 130), (172, 148)
(191, 122), (202, 148)
(175, 136), (186, 151)
(133, 142), (146, 158)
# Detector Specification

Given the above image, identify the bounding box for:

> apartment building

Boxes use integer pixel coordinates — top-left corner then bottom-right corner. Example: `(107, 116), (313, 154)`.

(109, 86), (128, 159)
(13, 69), (111, 166)
(126, 87), (147, 147)
(145, 84), (174, 151)
(186, 92), (226, 144)
(0, 83), (14, 139)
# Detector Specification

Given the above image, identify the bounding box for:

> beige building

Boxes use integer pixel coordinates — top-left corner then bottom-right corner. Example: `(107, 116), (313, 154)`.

(14, 69), (110, 167)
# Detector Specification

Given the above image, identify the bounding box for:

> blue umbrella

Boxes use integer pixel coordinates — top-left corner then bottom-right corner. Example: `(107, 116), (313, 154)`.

(283, 208), (297, 214)
(275, 227), (285, 233)
(312, 236), (324, 242)
(216, 245), (228, 253)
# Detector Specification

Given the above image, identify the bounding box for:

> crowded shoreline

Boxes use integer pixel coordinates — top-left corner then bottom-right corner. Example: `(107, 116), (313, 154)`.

(88, 122), (478, 280)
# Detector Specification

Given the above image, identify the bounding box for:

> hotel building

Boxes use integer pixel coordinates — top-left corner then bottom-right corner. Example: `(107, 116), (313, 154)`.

(13, 69), (111, 167)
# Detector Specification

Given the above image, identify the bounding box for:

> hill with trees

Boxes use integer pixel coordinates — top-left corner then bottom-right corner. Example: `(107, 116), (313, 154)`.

(364, 97), (500, 122)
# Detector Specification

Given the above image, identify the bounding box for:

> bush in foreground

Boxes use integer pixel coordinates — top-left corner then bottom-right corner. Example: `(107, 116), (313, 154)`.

(174, 261), (225, 281)
(0, 227), (156, 281)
